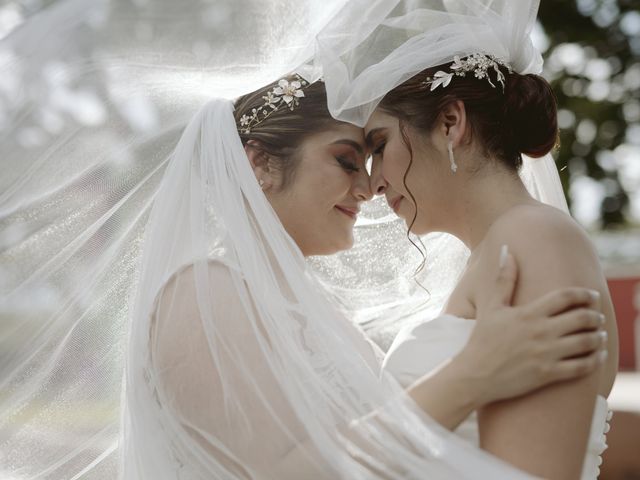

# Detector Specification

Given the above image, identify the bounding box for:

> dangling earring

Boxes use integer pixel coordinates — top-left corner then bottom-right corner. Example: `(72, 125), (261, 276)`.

(447, 139), (457, 173)
(258, 178), (265, 189)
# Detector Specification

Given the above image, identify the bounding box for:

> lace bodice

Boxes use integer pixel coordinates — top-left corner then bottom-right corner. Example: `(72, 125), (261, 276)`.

(382, 315), (611, 479)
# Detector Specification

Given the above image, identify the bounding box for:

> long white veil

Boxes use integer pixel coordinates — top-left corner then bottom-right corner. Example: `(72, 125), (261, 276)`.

(0, 1), (344, 477)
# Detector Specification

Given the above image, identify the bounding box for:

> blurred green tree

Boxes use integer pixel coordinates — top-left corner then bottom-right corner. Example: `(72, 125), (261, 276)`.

(539, 0), (640, 229)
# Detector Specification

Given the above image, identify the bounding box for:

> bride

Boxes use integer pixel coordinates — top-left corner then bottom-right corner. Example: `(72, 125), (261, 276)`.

(312, 0), (619, 478)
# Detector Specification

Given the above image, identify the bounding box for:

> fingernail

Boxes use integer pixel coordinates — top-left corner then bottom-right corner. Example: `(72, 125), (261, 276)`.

(598, 313), (606, 326)
(589, 290), (601, 304)
(599, 331), (608, 343)
(499, 244), (508, 269)
(598, 349), (608, 364)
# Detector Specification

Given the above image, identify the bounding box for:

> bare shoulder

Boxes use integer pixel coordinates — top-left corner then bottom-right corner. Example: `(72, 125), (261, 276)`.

(475, 203), (605, 290)
(449, 204), (598, 317)
(153, 259), (243, 312)
(150, 259), (244, 359)
(159, 259), (236, 290)
(485, 203), (597, 261)
(470, 202), (607, 310)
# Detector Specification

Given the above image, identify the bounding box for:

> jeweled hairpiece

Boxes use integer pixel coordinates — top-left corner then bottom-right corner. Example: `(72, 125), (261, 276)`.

(238, 75), (308, 134)
(423, 53), (512, 92)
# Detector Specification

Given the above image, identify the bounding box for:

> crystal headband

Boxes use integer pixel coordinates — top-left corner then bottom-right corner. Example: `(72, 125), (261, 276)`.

(238, 75), (309, 134)
(423, 53), (512, 92)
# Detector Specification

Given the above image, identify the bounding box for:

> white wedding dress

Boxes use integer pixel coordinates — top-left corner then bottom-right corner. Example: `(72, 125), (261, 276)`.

(382, 314), (612, 480)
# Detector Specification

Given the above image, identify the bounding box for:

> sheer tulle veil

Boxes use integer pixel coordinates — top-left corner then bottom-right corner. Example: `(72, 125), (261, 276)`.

(1, 0), (563, 478)
(0, 1), (345, 476)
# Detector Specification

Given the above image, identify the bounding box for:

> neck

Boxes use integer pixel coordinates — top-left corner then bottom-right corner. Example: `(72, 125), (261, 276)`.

(443, 162), (536, 251)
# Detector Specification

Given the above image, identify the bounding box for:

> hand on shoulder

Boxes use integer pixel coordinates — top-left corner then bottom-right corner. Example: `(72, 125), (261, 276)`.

(486, 203), (599, 275)
(472, 201), (618, 392)
(476, 203), (603, 305)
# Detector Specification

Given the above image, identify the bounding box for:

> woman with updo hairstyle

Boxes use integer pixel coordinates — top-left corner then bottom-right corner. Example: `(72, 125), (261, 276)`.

(375, 63), (558, 173)
(370, 56), (619, 479)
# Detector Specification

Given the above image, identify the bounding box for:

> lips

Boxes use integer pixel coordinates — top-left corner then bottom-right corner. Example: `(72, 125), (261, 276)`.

(390, 196), (403, 213)
(335, 205), (359, 219)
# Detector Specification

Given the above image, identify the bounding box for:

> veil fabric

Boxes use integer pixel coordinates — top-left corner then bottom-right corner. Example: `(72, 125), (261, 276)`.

(0, 1), (347, 477)
(1, 0), (564, 478)
(310, 0), (543, 127)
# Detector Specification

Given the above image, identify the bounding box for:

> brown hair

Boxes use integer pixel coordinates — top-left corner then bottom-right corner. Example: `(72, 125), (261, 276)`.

(233, 75), (337, 189)
(378, 60), (559, 170)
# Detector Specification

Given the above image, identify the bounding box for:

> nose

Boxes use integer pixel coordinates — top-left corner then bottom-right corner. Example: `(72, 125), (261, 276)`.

(370, 159), (388, 195)
(352, 169), (373, 202)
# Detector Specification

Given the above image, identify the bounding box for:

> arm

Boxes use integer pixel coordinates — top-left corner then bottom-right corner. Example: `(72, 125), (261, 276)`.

(407, 247), (606, 432)
(474, 207), (611, 479)
(151, 261), (335, 478)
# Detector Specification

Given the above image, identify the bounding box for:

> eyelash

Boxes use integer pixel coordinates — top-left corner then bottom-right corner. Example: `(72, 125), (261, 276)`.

(336, 156), (360, 173)
(373, 142), (386, 156)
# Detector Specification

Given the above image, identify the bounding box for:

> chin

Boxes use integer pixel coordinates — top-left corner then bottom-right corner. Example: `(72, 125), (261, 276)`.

(306, 234), (353, 256)
(333, 236), (354, 254)
(323, 234), (354, 256)
(341, 235), (355, 251)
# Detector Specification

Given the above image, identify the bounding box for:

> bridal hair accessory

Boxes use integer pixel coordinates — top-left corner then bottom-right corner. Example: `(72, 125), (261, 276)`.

(447, 139), (457, 173)
(238, 74), (308, 133)
(423, 53), (512, 92)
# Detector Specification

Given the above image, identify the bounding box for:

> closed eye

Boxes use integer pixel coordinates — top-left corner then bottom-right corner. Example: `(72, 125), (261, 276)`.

(336, 156), (360, 173)
(373, 142), (386, 156)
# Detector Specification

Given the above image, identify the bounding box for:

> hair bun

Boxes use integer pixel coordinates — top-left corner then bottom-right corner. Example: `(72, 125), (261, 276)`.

(504, 73), (558, 158)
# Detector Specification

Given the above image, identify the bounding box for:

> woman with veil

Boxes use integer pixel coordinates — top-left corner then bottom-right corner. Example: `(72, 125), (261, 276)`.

(0, 0), (607, 479)
(313, 0), (618, 478)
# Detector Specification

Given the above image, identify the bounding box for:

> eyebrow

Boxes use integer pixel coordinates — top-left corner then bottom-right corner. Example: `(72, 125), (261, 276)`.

(331, 139), (365, 155)
(365, 128), (385, 148)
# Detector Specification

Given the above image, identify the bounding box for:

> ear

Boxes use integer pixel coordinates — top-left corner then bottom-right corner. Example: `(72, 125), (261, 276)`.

(439, 100), (467, 149)
(244, 140), (274, 190)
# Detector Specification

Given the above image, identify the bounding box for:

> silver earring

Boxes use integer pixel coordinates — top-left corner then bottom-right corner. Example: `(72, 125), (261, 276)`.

(258, 179), (265, 188)
(447, 140), (457, 173)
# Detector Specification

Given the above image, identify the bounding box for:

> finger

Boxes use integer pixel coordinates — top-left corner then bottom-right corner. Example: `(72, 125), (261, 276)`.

(547, 348), (607, 383)
(522, 287), (601, 318)
(545, 308), (605, 337)
(489, 245), (518, 308)
(550, 330), (608, 359)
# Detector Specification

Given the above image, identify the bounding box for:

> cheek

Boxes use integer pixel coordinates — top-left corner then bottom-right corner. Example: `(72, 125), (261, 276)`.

(321, 170), (352, 203)
(299, 168), (350, 214)
(383, 143), (412, 191)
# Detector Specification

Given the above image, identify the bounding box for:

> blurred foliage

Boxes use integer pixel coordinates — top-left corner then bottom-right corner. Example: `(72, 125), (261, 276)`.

(539, 0), (640, 229)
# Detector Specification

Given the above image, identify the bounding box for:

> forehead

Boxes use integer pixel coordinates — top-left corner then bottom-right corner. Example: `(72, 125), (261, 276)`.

(302, 122), (366, 148)
(364, 110), (398, 133)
